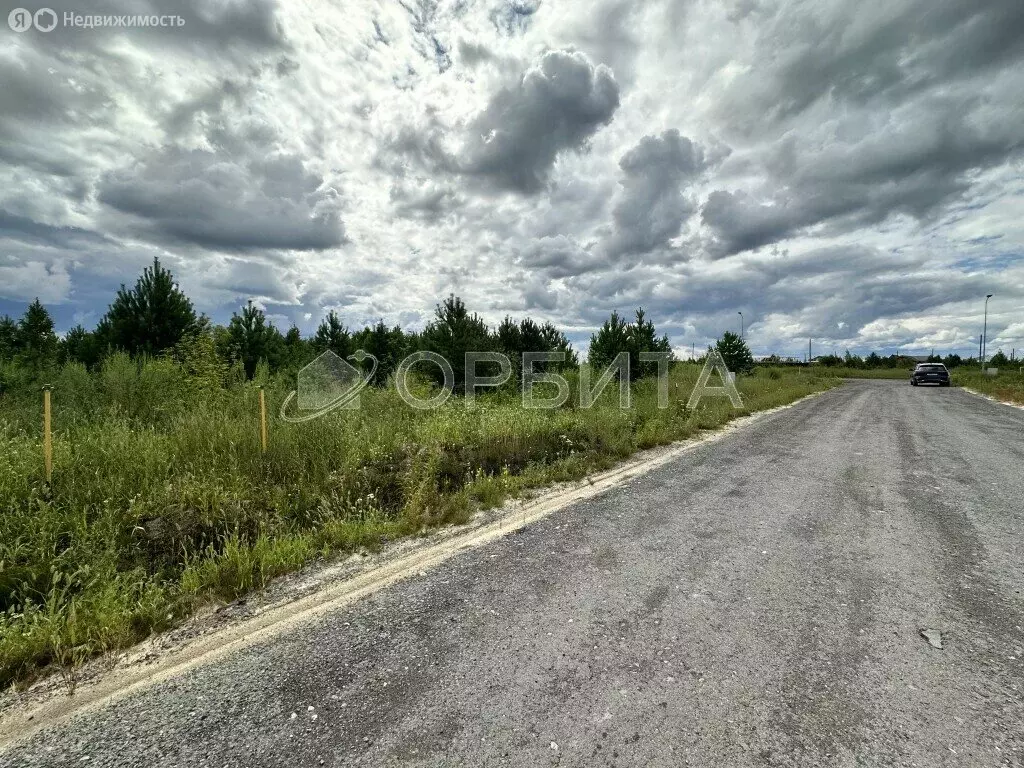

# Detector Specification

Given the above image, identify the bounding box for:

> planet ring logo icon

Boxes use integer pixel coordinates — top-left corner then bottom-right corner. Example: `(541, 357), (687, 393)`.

(279, 350), (378, 423)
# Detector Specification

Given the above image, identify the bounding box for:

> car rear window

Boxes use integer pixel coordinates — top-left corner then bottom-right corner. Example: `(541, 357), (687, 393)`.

(918, 364), (947, 371)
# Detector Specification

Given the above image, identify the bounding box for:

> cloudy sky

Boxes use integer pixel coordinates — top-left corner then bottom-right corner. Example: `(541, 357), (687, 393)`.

(1, 0), (1022, 359)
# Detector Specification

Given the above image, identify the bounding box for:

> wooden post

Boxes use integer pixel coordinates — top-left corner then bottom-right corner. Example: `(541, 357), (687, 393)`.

(258, 386), (268, 453)
(42, 385), (53, 483)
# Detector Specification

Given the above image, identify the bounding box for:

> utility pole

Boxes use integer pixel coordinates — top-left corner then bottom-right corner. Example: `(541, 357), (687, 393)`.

(808, 338), (812, 363)
(979, 334), (983, 365)
(738, 311), (744, 340)
(982, 294), (993, 370)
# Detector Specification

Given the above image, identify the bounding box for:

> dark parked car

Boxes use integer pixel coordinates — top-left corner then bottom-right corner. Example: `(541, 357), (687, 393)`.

(911, 363), (950, 386)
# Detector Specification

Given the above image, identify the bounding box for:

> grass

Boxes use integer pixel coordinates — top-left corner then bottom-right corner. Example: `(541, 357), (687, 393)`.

(824, 367), (912, 379)
(825, 364), (1024, 404)
(0, 356), (839, 688)
(953, 368), (1024, 405)
(811, 362), (1024, 406)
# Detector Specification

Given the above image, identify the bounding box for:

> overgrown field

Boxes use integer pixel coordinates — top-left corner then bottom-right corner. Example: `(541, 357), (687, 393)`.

(830, 364), (1024, 402)
(825, 367), (912, 379)
(0, 356), (838, 687)
(953, 368), (1024, 405)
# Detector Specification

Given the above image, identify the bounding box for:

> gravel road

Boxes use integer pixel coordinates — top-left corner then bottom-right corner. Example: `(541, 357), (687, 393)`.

(4, 380), (1023, 767)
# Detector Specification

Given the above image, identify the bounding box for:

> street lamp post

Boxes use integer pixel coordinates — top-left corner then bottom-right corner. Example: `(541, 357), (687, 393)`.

(738, 312), (744, 340)
(983, 294), (993, 370)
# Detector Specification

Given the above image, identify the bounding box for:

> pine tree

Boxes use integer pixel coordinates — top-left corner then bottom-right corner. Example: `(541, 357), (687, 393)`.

(16, 298), (58, 368)
(97, 258), (197, 356)
(226, 301), (285, 378)
(588, 310), (631, 372)
(539, 322), (578, 368)
(627, 308), (672, 378)
(282, 325), (313, 371)
(589, 308), (672, 381)
(496, 316), (523, 365)
(0, 315), (18, 361)
(517, 318), (547, 356)
(495, 316), (578, 382)
(313, 311), (351, 359)
(942, 353), (963, 369)
(715, 331), (754, 374)
(420, 295), (494, 392)
(61, 325), (102, 369)
(352, 320), (408, 386)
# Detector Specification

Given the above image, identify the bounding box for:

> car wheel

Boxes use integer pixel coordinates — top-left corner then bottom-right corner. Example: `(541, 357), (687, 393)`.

(911, 380), (918, 386)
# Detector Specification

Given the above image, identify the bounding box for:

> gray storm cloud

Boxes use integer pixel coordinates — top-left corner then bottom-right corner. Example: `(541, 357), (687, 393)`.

(0, 0), (1020, 356)
(97, 148), (344, 252)
(603, 129), (710, 259)
(460, 49), (620, 193)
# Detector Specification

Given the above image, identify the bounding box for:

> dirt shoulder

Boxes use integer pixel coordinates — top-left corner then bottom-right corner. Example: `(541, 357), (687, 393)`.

(0, 392), (826, 747)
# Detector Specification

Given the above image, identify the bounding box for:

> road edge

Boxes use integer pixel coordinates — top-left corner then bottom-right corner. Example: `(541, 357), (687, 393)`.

(0, 387), (833, 749)
(960, 386), (1024, 411)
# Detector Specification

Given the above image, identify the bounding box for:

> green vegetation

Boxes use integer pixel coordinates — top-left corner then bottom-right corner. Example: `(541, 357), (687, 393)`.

(96, 258), (198, 357)
(812, 351), (971, 370)
(0, 258), (895, 688)
(812, 349), (1018, 382)
(823, 367), (910, 380)
(953, 368), (1024, 405)
(0, 348), (837, 688)
(0, 258), (1014, 693)
(588, 308), (671, 380)
(820, 358), (1024, 402)
(817, 360), (1024, 403)
(716, 331), (754, 374)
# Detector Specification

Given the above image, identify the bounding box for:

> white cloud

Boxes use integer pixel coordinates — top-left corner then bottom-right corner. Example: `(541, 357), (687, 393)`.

(0, 0), (1021, 355)
(0, 259), (72, 304)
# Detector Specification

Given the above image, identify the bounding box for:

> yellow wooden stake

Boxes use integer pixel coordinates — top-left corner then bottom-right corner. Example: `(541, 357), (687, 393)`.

(258, 386), (268, 453)
(42, 385), (53, 484)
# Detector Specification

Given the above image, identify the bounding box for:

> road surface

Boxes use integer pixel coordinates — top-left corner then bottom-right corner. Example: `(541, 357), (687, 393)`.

(3, 380), (1023, 767)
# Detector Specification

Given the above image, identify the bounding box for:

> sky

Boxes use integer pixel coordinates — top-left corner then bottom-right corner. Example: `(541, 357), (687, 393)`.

(1, 0), (1022, 360)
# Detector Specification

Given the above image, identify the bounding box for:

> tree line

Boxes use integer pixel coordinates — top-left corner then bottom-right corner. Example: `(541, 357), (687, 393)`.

(0, 259), (697, 393)
(15, 256), (989, 391)
(807, 350), (1013, 369)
